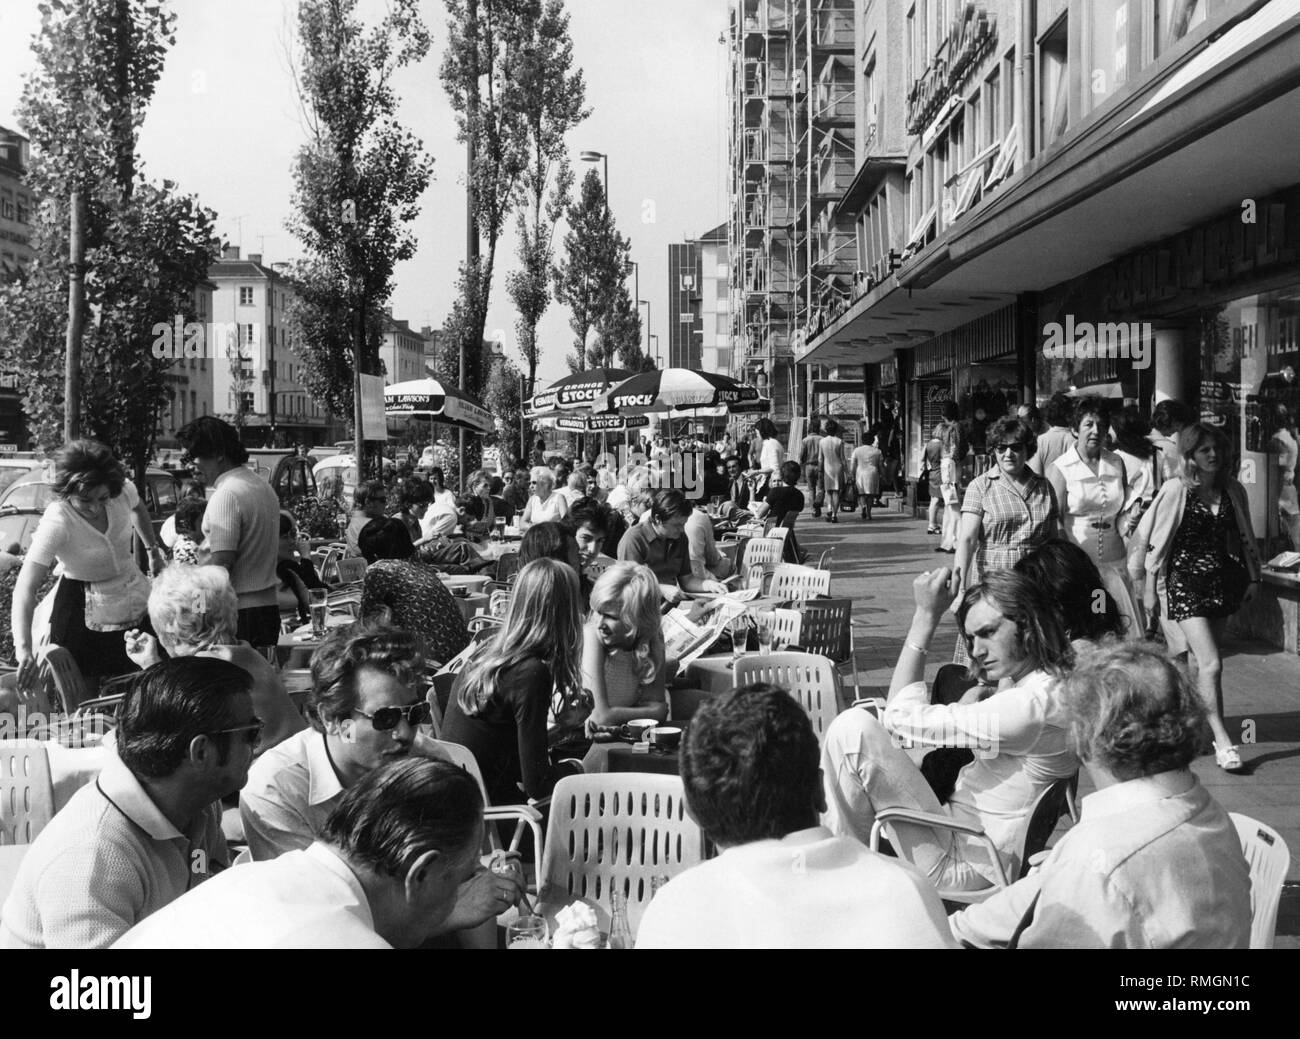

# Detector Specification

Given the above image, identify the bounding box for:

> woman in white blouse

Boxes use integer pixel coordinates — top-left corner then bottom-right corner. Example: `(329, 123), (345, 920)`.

(428, 466), (458, 509)
(520, 466), (569, 529)
(746, 417), (785, 501)
(11, 440), (166, 696)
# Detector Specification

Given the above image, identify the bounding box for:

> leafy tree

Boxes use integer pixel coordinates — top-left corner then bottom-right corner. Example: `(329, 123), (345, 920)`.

(0, 0), (219, 478)
(503, 0), (589, 416)
(553, 169), (632, 373)
(592, 282), (644, 371)
(285, 0), (433, 474)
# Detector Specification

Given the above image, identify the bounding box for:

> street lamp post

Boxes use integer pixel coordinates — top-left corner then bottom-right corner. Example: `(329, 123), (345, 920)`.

(639, 299), (651, 363)
(579, 150), (609, 215)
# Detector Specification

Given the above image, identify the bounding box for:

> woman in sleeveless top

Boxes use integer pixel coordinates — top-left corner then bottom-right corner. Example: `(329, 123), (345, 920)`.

(1047, 396), (1142, 639)
(582, 561), (669, 730)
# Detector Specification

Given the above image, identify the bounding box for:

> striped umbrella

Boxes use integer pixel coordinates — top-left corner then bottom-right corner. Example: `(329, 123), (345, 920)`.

(593, 368), (765, 416)
(525, 368), (631, 419)
(383, 378), (494, 433)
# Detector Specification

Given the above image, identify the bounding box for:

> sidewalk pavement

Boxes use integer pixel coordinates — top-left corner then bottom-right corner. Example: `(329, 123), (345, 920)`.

(789, 495), (1300, 921)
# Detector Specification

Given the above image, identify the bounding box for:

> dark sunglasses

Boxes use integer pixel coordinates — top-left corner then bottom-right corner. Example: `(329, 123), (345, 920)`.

(994, 442), (1027, 454)
(352, 701), (432, 731)
(210, 719), (264, 746)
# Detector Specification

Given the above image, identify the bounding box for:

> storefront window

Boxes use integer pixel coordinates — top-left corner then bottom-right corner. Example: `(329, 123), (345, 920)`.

(1038, 13), (1070, 149)
(1199, 289), (1300, 548)
(1155, 0), (1206, 58)
(1084, 0), (1129, 114)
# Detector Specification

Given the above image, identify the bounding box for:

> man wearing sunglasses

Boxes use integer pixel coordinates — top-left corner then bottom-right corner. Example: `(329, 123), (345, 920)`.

(1, 658), (257, 948)
(240, 621), (521, 942)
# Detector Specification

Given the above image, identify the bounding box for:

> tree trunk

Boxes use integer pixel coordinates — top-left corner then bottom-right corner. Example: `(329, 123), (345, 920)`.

(353, 293), (365, 480)
(64, 186), (85, 442)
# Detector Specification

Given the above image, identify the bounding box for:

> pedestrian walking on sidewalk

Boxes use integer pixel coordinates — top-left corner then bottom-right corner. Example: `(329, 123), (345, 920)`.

(1128, 423), (1262, 773)
(819, 420), (846, 523)
(936, 403), (966, 552)
(799, 418), (824, 518)
(850, 433), (883, 521)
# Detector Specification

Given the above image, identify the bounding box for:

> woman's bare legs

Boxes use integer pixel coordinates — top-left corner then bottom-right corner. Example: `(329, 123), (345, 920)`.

(1178, 615), (1235, 751)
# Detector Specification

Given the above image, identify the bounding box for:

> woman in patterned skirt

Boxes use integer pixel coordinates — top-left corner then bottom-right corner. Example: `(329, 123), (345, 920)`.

(1130, 423), (1261, 772)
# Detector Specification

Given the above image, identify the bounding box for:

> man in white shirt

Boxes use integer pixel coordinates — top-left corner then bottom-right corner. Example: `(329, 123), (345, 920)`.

(1, 658), (254, 948)
(637, 683), (954, 949)
(821, 569), (1077, 892)
(177, 416), (281, 649)
(684, 505), (731, 582)
(116, 758), (485, 949)
(950, 641), (1252, 948)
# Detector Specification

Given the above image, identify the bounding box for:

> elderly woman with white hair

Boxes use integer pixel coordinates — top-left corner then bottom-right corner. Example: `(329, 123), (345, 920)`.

(125, 564), (306, 754)
(519, 465), (568, 529)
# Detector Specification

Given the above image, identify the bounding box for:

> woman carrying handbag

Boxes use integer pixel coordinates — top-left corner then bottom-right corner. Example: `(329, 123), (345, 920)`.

(1128, 423), (1262, 772)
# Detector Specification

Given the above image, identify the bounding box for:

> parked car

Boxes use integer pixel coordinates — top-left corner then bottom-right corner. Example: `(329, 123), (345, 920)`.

(313, 454), (395, 503)
(246, 449), (317, 504)
(0, 455), (47, 497)
(0, 466), (182, 556)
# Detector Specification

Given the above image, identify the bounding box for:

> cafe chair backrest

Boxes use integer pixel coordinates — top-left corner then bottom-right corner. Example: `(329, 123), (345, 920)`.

(0, 740), (55, 846)
(37, 645), (91, 714)
(734, 652), (838, 743)
(540, 773), (704, 938)
(334, 557), (368, 586)
(1231, 813), (1291, 949)
(796, 599), (852, 663)
(741, 536), (785, 573)
(495, 552), (521, 585)
(764, 564), (831, 601)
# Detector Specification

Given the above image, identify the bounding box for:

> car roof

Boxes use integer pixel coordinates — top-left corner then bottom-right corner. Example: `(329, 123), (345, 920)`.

(5, 465), (175, 489)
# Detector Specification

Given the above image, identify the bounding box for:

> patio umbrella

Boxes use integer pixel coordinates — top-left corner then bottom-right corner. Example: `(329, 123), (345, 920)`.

(383, 378), (494, 434)
(593, 368), (764, 417)
(545, 413), (652, 433)
(525, 368), (632, 419)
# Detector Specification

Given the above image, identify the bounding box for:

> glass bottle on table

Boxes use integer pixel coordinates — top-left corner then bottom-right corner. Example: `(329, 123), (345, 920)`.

(609, 891), (633, 950)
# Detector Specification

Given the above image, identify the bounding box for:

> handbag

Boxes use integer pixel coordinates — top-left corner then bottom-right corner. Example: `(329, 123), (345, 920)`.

(83, 563), (152, 632)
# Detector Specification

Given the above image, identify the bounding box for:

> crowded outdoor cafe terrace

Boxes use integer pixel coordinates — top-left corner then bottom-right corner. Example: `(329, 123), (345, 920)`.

(0, 407), (1293, 954)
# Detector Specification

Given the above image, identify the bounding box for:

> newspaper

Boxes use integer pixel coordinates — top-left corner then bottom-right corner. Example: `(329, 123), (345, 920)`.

(661, 588), (761, 666)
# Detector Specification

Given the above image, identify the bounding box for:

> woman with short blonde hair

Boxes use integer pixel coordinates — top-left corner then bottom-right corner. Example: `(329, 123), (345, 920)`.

(582, 561), (669, 730)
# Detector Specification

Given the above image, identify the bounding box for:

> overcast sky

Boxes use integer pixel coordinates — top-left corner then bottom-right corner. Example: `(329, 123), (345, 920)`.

(0, 0), (732, 386)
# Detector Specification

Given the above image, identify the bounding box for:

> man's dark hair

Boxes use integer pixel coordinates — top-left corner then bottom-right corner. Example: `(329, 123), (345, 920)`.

(51, 439), (127, 500)
(1043, 391), (1074, 428)
(358, 517), (416, 564)
(176, 415), (248, 466)
(1014, 539), (1127, 642)
(940, 401), (959, 422)
(310, 620), (425, 728)
(397, 477), (432, 509)
(724, 455), (742, 470)
(354, 479), (387, 510)
(322, 758), (483, 879)
(681, 683), (820, 846)
(564, 499), (611, 539)
(778, 460), (802, 485)
(822, 419), (839, 436)
(173, 498), (207, 537)
(650, 488), (692, 523)
(1151, 398), (1196, 435)
(116, 657), (254, 778)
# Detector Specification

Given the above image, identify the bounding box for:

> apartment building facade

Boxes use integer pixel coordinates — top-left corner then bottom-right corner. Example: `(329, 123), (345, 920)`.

(380, 314), (428, 386)
(206, 246), (340, 448)
(0, 126), (34, 447)
(727, 0), (858, 430)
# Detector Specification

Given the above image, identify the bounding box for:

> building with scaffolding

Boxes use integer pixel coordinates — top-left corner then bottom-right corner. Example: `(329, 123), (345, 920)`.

(727, 0), (856, 433)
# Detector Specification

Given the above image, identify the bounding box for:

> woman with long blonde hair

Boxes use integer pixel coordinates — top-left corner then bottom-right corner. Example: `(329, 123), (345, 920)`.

(582, 562), (670, 731)
(441, 558), (584, 804)
(1130, 423), (1262, 772)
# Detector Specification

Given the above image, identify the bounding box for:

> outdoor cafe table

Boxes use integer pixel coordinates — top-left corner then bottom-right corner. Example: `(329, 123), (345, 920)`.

(275, 613), (352, 669)
(582, 737), (683, 776)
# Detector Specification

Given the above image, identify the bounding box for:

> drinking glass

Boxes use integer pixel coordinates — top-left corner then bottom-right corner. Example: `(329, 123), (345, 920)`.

(506, 915), (549, 949)
(308, 589), (329, 637)
(710, 495), (723, 515)
(728, 615), (750, 668)
(756, 612), (774, 655)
